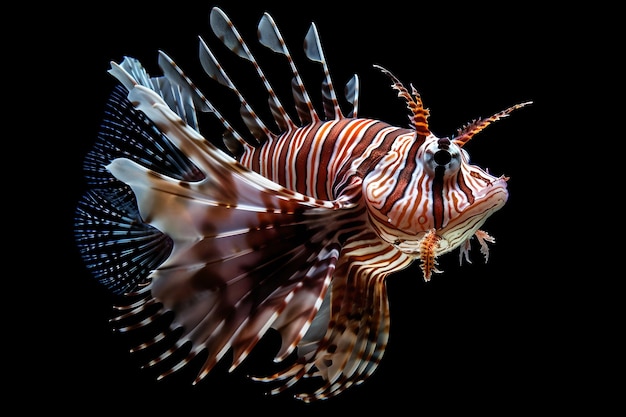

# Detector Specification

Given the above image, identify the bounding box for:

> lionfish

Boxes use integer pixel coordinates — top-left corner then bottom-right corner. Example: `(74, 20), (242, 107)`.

(74, 6), (531, 402)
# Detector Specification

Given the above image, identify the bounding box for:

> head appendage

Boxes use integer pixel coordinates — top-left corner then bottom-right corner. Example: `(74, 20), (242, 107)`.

(419, 229), (441, 281)
(453, 101), (532, 147)
(374, 65), (430, 137)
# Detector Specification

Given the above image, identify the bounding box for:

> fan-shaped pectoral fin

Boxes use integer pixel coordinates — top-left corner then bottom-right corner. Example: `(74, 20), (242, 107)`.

(251, 237), (409, 401)
(106, 150), (352, 383)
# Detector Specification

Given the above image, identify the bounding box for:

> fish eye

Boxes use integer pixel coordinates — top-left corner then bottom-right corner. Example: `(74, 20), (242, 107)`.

(423, 139), (461, 175)
(433, 150), (452, 166)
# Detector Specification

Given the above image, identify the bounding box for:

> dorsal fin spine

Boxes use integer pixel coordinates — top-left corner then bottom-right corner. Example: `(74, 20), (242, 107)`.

(257, 12), (320, 125)
(304, 23), (343, 120)
(198, 37), (273, 144)
(209, 7), (294, 133)
(154, 51), (250, 152)
(344, 74), (360, 118)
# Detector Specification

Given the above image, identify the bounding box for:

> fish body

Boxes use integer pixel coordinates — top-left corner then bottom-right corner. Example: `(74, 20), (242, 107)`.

(75, 6), (530, 401)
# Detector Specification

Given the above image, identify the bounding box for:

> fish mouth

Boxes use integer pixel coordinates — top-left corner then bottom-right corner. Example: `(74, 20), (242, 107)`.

(437, 185), (508, 253)
(382, 180), (508, 258)
(474, 175), (509, 201)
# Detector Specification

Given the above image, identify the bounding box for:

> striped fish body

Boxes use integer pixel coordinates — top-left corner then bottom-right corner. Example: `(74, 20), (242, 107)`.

(75, 6), (530, 402)
(240, 118), (405, 200)
(240, 115), (509, 268)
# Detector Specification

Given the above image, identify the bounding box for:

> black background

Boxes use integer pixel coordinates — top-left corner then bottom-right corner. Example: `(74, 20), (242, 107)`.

(28, 1), (613, 414)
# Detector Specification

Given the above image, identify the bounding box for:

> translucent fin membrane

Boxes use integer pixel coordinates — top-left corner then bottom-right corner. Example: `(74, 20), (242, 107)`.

(82, 85), (204, 188)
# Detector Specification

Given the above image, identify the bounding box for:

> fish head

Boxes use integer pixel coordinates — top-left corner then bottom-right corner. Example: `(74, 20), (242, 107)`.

(363, 131), (508, 264)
